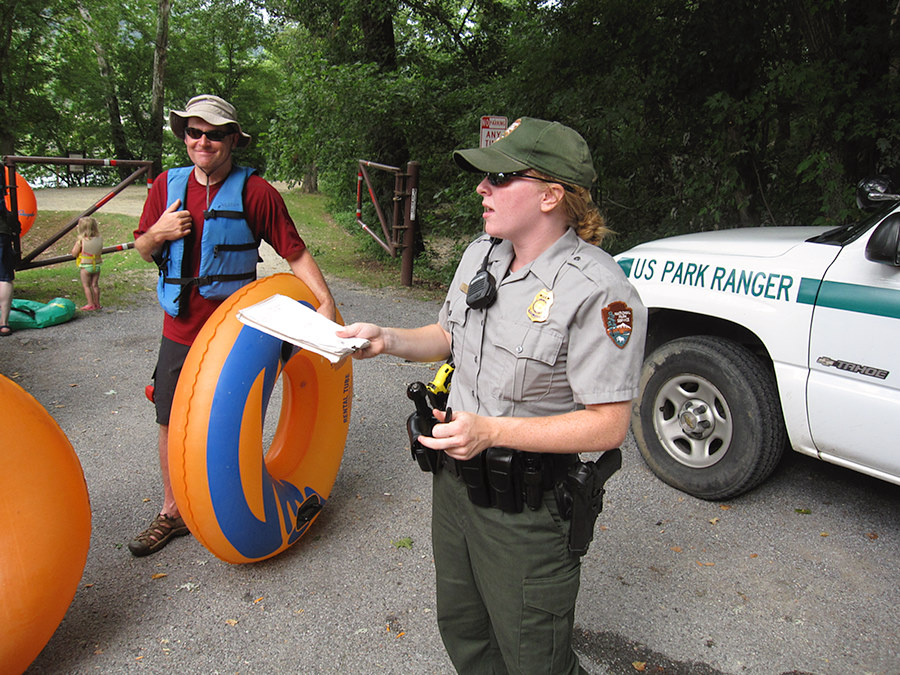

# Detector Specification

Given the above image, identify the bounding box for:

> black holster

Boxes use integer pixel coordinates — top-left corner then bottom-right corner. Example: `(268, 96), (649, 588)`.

(406, 381), (442, 473)
(408, 410), (442, 473)
(554, 448), (622, 556)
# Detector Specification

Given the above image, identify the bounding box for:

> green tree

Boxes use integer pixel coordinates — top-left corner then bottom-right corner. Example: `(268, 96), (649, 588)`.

(0, 1), (68, 158)
(77, 1), (137, 173)
(149, 0), (173, 177)
(163, 0), (277, 172)
(4, 0), (275, 182)
(4, 0), (900, 261)
(266, 0), (410, 194)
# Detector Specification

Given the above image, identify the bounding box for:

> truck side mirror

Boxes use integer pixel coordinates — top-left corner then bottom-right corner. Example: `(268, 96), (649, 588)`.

(857, 176), (900, 211)
(865, 213), (900, 266)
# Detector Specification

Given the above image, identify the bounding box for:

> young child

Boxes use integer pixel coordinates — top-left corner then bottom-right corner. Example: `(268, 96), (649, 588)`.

(71, 216), (103, 310)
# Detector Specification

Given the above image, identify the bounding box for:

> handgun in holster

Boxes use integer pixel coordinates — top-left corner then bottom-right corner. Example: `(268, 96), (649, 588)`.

(554, 448), (622, 556)
(406, 381), (442, 473)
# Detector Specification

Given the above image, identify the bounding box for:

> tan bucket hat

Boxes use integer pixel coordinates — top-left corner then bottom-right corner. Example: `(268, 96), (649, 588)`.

(169, 95), (251, 148)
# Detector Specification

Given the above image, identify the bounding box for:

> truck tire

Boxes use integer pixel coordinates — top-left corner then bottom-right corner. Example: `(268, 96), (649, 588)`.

(632, 336), (786, 500)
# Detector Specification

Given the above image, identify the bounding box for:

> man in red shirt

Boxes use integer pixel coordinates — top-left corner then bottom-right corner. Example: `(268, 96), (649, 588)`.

(129, 95), (335, 556)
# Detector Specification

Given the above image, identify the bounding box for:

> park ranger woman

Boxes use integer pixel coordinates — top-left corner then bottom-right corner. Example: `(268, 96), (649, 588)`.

(339, 117), (646, 674)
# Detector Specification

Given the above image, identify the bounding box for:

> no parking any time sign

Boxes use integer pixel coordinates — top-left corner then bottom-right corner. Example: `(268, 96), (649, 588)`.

(480, 116), (508, 147)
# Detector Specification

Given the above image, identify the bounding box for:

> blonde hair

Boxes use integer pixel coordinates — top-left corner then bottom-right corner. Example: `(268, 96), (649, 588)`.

(77, 216), (99, 239)
(532, 172), (612, 247)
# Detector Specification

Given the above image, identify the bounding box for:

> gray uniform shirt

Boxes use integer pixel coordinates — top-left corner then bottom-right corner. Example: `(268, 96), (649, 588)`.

(439, 229), (647, 419)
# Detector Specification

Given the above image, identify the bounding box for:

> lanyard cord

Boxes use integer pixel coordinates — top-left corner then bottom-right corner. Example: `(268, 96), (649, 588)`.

(202, 169), (212, 212)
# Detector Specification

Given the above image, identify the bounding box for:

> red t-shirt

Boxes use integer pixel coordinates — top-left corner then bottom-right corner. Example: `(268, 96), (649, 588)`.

(135, 168), (306, 345)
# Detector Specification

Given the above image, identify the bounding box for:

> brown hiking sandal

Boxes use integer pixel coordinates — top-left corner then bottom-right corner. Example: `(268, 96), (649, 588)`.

(128, 513), (189, 557)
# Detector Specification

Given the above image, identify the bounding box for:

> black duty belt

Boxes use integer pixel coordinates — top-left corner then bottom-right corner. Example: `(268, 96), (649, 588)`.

(440, 448), (577, 513)
(439, 447), (624, 557)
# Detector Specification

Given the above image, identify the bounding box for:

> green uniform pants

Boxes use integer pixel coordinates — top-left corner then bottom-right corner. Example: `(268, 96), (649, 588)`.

(431, 469), (587, 675)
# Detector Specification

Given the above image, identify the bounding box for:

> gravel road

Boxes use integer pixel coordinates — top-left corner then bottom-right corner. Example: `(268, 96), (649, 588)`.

(3, 186), (897, 674)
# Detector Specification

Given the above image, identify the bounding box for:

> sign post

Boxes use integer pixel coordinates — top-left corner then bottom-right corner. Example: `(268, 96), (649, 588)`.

(480, 116), (508, 147)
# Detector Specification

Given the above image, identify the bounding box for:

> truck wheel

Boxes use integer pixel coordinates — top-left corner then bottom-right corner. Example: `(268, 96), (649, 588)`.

(633, 336), (786, 500)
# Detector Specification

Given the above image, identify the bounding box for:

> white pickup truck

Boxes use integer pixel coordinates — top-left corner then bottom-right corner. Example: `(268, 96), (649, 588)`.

(614, 185), (900, 499)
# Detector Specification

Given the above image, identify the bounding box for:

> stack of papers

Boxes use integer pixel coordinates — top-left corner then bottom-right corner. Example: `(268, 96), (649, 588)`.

(236, 294), (369, 364)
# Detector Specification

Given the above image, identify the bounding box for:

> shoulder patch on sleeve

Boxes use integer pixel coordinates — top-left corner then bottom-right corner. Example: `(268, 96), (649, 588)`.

(603, 301), (634, 349)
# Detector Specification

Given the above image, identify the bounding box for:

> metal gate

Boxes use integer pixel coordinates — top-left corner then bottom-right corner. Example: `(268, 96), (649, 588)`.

(356, 160), (419, 286)
(2, 155), (153, 270)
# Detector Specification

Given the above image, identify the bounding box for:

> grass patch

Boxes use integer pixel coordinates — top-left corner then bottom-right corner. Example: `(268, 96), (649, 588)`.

(11, 189), (449, 309)
(282, 190), (398, 287)
(281, 190), (448, 301)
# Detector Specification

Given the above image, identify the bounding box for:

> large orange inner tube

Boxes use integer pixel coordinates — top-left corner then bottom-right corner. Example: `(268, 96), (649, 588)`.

(169, 274), (353, 564)
(4, 171), (37, 235)
(0, 375), (91, 675)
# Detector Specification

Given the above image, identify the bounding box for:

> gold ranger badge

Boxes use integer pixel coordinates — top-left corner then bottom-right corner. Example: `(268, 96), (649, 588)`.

(527, 288), (554, 322)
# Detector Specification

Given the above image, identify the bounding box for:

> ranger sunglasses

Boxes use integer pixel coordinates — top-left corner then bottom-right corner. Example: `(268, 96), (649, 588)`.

(484, 172), (575, 193)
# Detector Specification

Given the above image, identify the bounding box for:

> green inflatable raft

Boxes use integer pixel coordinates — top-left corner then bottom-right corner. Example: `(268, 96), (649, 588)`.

(8, 298), (77, 330)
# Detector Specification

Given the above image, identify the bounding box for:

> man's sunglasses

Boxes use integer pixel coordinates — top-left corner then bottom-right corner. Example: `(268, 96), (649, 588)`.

(485, 172), (575, 193)
(184, 127), (234, 142)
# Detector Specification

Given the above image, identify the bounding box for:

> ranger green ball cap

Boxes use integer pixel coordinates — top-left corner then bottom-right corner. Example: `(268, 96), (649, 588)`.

(453, 117), (597, 190)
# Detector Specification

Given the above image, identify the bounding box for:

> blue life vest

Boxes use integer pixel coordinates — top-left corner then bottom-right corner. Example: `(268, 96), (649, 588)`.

(156, 165), (259, 317)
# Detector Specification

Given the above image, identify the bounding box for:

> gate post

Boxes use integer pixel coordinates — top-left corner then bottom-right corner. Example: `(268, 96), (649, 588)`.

(400, 161), (419, 287)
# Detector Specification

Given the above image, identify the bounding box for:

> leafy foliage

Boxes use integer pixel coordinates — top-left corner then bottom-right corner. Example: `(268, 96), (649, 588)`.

(2, 0), (899, 274)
